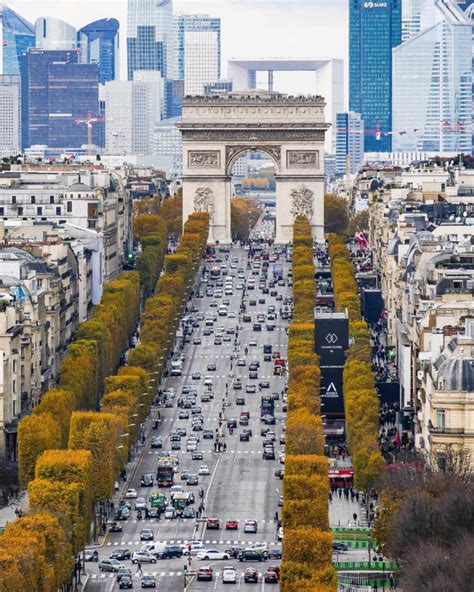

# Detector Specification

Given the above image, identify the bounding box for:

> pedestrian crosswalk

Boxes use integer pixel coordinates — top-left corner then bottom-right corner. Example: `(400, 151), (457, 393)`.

(105, 538), (281, 547)
(90, 568), (278, 579)
(148, 449), (282, 455)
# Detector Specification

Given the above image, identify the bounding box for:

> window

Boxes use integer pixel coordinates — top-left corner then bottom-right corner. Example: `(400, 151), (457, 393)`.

(18, 207), (23, 216)
(50, 196), (54, 204)
(67, 201), (72, 213)
(37, 207), (42, 215)
(437, 409), (446, 429)
(31, 196), (35, 204)
(56, 207), (61, 215)
(11, 195), (16, 204)
(0, 207), (4, 216)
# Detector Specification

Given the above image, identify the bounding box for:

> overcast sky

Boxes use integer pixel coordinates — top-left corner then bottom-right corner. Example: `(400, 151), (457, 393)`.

(11, 0), (348, 95)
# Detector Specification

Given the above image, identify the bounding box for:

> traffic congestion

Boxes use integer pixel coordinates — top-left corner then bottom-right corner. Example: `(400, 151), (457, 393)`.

(84, 239), (292, 591)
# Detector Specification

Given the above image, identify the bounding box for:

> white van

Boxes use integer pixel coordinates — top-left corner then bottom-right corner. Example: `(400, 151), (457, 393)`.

(171, 361), (182, 376)
(142, 542), (168, 556)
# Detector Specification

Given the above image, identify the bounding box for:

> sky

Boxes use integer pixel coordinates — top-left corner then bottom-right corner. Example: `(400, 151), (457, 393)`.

(11, 0), (348, 95)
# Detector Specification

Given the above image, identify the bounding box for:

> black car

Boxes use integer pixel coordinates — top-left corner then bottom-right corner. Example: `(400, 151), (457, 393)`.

(192, 451), (204, 460)
(110, 548), (132, 560)
(225, 545), (243, 559)
(332, 542), (349, 552)
(183, 507), (195, 519)
(236, 397), (246, 405)
(158, 545), (183, 559)
(203, 430), (214, 439)
(109, 522), (123, 533)
(227, 418), (237, 428)
(244, 567), (259, 583)
(119, 575), (133, 589)
(268, 548), (282, 559)
(147, 507), (160, 519)
(140, 474), (154, 487)
(262, 414), (276, 425)
(263, 446), (275, 460)
(240, 431), (250, 442)
(238, 549), (266, 562)
(259, 381), (270, 389)
(117, 568), (132, 582)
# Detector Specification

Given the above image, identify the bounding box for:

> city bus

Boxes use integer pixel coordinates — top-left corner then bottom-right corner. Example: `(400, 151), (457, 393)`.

(261, 394), (275, 418)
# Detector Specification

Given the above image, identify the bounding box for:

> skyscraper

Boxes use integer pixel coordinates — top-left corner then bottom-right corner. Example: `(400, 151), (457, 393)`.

(20, 49), (99, 149)
(35, 17), (77, 50)
(78, 18), (120, 84)
(0, 75), (20, 156)
(393, 0), (472, 153)
(335, 112), (364, 177)
(349, 0), (402, 153)
(127, 0), (174, 81)
(176, 15), (221, 95)
(0, 5), (35, 75)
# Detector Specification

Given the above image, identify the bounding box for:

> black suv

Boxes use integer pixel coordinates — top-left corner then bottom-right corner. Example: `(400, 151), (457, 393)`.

(238, 549), (266, 562)
(158, 545), (183, 559)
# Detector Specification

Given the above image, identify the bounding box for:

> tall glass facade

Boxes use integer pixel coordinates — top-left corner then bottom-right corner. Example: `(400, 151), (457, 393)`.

(0, 5), (35, 76)
(78, 19), (120, 84)
(20, 49), (99, 149)
(393, 0), (472, 153)
(349, 0), (401, 153)
(127, 0), (174, 81)
(335, 112), (364, 176)
(35, 17), (77, 50)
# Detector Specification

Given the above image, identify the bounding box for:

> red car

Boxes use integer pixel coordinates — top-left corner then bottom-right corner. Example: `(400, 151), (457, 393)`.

(264, 567), (280, 583)
(197, 567), (213, 581)
(206, 518), (220, 530)
(225, 519), (239, 530)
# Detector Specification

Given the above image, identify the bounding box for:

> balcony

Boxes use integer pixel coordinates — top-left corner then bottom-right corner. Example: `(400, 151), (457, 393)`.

(428, 421), (465, 435)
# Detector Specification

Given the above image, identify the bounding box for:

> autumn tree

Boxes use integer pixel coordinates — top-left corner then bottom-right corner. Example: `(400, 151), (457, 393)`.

(324, 193), (349, 235)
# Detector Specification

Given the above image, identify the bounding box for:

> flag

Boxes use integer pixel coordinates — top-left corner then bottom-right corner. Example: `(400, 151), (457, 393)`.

(395, 430), (401, 449)
(355, 230), (369, 250)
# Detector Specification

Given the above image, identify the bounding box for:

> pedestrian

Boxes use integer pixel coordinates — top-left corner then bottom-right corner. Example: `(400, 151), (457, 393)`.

(136, 562), (142, 574)
(223, 442), (227, 452)
(214, 442), (218, 452)
(338, 488), (342, 499)
(353, 512), (358, 524)
(329, 492), (333, 502)
(274, 511), (279, 523)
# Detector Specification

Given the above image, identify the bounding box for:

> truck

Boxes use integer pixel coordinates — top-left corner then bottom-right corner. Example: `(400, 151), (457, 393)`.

(171, 360), (182, 377)
(274, 357), (287, 376)
(272, 263), (283, 281)
(149, 492), (167, 510)
(157, 460), (174, 487)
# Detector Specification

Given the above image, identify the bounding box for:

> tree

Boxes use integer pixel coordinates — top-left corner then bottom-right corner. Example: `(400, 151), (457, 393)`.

(283, 527), (333, 566)
(285, 455), (328, 479)
(324, 194), (349, 235)
(33, 389), (76, 448)
(17, 413), (61, 489)
(231, 198), (261, 240)
(348, 209), (369, 236)
(286, 410), (325, 456)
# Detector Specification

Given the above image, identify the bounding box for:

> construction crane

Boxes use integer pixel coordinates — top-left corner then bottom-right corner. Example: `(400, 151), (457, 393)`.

(75, 111), (106, 156)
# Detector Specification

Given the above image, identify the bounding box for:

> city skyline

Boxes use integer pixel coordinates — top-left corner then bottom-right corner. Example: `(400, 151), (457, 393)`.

(9, 0), (347, 93)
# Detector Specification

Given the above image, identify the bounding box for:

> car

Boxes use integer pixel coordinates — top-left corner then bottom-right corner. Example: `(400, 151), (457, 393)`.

(206, 518), (221, 530)
(135, 497), (147, 510)
(246, 384), (256, 393)
(246, 542), (268, 554)
(249, 370), (258, 379)
(192, 423), (203, 432)
(182, 542), (206, 556)
(225, 519), (239, 530)
(141, 574), (157, 588)
(262, 414), (276, 425)
(114, 508), (130, 521)
(164, 506), (176, 520)
(332, 542), (349, 552)
(236, 397), (246, 405)
(171, 440), (181, 450)
(116, 567), (132, 581)
(193, 337), (202, 345)
(239, 415), (249, 426)
(197, 567), (214, 581)
(233, 379), (242, 389)
(244, 567), (259, 583)
(240, 431), (250, 442)
(125, 488), (137, 499)
(259, 381), (270, 389)
(222, 566), (237, 584)
(147, 507), (160, 519)
(192, 450), (204, 460)
(186, 473), (199, 486)
(278, 527), (283, 541)
(119, 575), (133, 589)
(242, 428), (253, 438)
(198, 464), (210, 475)
(268, 548), (282, 559)
(131, 551), (156, 564)
(140, 528), (154, 541)
(265, 430), (276, 441)
(214, 337), (222, 345)
(224, 545), (243, 559)
(192, 372), (201, 380)
(237, 358), (246, 366)
(249, 339), (257, 346)
(264, 569), (279, 583)
(197, 549), (230, 561)
(109, 522), (123, 533)
(203, 429), (214, 439)
(191, 406), (202, 415)
(84, 549), (99, 562)
(238, 549), (265, 562)
(157, 545), (184, 559)
(244, 519), (258, 533)
(151, 436), (163, 448)
(278, 495), (284, 507)
(183, 506), (195, 519)
(227, 418), (237, 428)
(99, 559), (124, 572)
(203, 328), (212, 336)
(207, 363), (216, 371)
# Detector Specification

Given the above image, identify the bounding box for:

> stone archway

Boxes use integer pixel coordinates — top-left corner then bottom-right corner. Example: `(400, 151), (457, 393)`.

(178, 91), (329, 244)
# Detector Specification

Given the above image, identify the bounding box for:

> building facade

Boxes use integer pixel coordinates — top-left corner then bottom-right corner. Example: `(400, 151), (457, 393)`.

(35, 17), (77, 50)
(393, 0), (472, 154)
(127, 0), (174, 81)
(335, 111), (364, 177)
(153, 116), (182, 176)
(176, 15), (221, 96)
(0, 75), (20, 157)
(0, 5), (35, 76)
(78, 18), (120, 84)
(349, 0), (402, 153)
(20, 48), (100, 150)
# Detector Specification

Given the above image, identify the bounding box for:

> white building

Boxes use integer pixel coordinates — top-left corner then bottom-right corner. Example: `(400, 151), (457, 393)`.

(153, 116), (182, 177)
(35, 16), (77, 50)
(105, 71), (163, 155)
(0, 75), (20, 157)
(227, 58), (343, 153)
(176, 15), (221, 96)
(393, 0), (472, 154)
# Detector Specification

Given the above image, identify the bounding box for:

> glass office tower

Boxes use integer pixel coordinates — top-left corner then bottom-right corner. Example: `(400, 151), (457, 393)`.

(349, 0), (401, 153)
(127, 0), (174, 81)
(0, 5), (35, 75)
(78, 18), (120, 84)
(35, 17), (77, 50)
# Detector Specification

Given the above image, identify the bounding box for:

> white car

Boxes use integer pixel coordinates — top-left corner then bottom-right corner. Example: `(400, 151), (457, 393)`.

(246, 542), (268, 554)
(198, 464), (210, 475)
(222, 566), (237, 583)
(278, 527), (283, 541)
(204, 376), (213, 386)
(125, 488), (137, 499)
(197, 549), (230, 561)
(249, 339), (257, 346)
(228, 312), (236, 318)
(131, 551), (156, 564)
(135, 497), (147, 510)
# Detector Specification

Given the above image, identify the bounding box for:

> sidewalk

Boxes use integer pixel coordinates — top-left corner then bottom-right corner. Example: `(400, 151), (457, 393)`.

(329, 493), (368, 528)
(0, 492), (27, 532)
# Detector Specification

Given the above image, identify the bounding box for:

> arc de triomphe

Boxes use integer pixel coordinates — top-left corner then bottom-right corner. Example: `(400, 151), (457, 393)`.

(178, 91), (329, 244)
